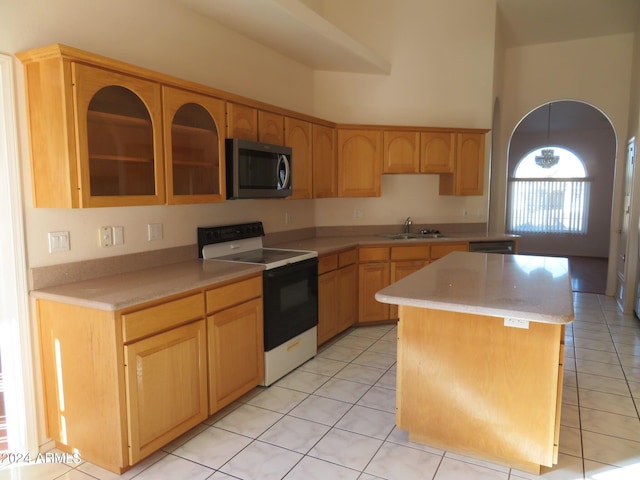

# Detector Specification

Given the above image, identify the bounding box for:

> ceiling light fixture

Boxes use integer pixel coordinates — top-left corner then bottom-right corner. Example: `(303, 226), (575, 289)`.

(535, 103), (560, 169)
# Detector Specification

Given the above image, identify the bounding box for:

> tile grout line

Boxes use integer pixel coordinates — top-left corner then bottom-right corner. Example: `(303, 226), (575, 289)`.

(570, 293), (587, 480)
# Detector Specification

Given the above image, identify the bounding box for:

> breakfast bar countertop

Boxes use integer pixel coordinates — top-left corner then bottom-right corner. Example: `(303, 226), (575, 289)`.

(375, 250), (574, 325)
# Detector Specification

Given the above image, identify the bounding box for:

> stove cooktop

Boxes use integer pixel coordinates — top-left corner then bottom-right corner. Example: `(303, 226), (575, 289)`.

(216, 248), (315, 265)
(198, 222), (317, 270)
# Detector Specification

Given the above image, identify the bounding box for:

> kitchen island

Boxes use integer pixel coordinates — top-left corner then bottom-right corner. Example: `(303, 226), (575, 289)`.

(375, 251), (574, 474)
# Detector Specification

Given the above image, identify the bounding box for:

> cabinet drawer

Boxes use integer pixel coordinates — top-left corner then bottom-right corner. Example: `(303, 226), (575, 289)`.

(338, 249), (357, 267)
(431, 243), (468, 260)
(359, 247), (390, 262)
(122, 293), (205, 343)
(206, 275), (262, 313)
(391, 245), (430, 261)
(318, 254), (338, 274)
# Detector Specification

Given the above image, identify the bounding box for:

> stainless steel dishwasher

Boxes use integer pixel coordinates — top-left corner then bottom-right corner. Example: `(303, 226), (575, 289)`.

(468, 240), (516, 254)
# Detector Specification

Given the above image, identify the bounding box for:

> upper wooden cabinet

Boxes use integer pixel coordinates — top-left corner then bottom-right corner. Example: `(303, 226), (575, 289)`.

(439, 132), (485, 196)
(19, 44), (488, 206)
(312, 124), (337, 198)
(18, 49), (166, 207)
(337, 128), (382, 197)
(18, 44), (233, 207)
(383, 130), (420, 174)
(227, 104), (285, 145)
(383, 128), (486, 196)
(75, 65), (166, 206)
(284, 117), (313, 199)
(226, 102), (258, 141)
(420, 131), (455, 174)
(163, 86), (226, 204)
(258, 110), (284, 144)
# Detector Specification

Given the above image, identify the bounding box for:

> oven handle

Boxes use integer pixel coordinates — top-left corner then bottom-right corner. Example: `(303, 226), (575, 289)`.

(264, 257), (317, 280)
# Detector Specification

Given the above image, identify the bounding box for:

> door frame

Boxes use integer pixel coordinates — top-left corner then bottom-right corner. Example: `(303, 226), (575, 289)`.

(617, 137), (638, 312)
(0, 52), (38, 454)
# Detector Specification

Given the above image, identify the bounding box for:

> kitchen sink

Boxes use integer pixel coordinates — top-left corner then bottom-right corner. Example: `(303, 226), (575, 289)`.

(377, 233), (448, 240)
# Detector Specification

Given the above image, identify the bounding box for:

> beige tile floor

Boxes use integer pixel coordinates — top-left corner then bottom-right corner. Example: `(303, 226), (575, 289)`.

(2, 292), (640, 479)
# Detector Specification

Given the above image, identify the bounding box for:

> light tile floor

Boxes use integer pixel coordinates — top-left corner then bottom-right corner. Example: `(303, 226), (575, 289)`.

(2, 293), (640, 479)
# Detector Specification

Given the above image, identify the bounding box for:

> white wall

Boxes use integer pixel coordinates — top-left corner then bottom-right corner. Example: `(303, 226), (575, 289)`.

(1, 0), (318, 267)
(10, 0), (632, 270)
(492, 35), (634, 235)
(508, 123), (616, 257)
(312, 0), (497, 228)
(619, 19), (640, 312)
(2, 0), (503, 267)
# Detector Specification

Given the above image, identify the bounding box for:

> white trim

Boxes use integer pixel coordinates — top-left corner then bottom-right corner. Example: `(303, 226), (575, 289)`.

(0, 53), (38, 454)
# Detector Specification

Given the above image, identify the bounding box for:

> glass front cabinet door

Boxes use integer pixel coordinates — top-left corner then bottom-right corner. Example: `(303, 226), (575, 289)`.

(73, 63), (165, 206)
(162, 87), (226, 204)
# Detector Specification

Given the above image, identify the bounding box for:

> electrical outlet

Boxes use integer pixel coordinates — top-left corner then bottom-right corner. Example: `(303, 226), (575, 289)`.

(504, 317), (529, 329)
(148, 223), (163, 241)
(285, 212), (292, 224)
(463, 208), (469, 218)
(99, 226), (113, 247)
(353, 210), (363, 220)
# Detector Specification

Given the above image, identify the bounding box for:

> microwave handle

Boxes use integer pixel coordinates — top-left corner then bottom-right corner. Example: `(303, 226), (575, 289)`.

(277, 154), (291, 190)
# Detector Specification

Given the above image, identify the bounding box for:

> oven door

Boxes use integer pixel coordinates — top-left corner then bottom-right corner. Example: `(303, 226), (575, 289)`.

(263, 257), (318, 352)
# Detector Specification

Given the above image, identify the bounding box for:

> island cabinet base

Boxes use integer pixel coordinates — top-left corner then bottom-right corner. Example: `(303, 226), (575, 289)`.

(396, 306), (565, 474)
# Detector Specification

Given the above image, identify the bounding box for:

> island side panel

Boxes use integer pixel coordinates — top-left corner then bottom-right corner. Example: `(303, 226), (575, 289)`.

(396, 305), (563, 474)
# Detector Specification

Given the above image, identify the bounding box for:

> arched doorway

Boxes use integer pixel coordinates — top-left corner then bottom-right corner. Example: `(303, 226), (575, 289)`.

(506, 101), (617, 260)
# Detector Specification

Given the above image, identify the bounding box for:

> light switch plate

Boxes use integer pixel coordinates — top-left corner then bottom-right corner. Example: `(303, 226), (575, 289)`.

(48, 231), (70, 253)
(113, 226), (124, 245)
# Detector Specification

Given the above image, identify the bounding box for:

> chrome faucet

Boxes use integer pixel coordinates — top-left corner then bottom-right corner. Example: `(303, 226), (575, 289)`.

(403, 216), (413, 234)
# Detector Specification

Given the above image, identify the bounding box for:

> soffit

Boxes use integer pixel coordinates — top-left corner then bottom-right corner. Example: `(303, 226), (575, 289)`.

(176, 0), (639, 72)
(177, 0), (390, 74)
(497, 0), (640, 48)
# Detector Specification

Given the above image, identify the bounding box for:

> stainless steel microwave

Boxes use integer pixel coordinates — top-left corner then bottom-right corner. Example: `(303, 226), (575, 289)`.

(225, 138), (292, 199)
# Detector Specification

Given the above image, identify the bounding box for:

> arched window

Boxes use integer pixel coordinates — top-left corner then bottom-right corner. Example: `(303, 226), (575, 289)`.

(507, 147), (590, 234)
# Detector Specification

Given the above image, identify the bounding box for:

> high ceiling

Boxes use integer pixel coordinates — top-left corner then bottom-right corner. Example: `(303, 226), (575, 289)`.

(497, 0), (640, 48)
(177, 1), (640, 72)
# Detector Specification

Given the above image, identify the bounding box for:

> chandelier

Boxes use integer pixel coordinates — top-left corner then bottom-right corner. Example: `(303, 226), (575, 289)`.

(535, 148), (560, 168)
(535, 102), (560, 168)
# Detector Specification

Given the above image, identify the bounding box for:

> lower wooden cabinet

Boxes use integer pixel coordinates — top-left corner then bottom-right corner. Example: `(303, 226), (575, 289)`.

(389, 260), (428, 319)
(337, 263), (357, 332)
(318, 249), (357, 345)
(207, 298), (263, 412)
(124, 320), (208, 464)
(358, 261), (391, 324)
(37, 300), (128, 472)
(206, 274), (264, 413)
(358, 243), (468, 324)
(431, 242), (468, 261)
(35, 273), (264, 474)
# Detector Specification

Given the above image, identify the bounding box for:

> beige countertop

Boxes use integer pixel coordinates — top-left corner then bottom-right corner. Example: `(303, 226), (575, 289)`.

(30, 233), (517, 312)
(30, 259), (264, 311)
(375, 251), (574, 325)
(274, 232), (517, 255)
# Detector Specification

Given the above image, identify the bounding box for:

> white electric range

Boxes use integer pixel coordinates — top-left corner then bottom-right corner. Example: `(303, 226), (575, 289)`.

(198, 222), (318, 386)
